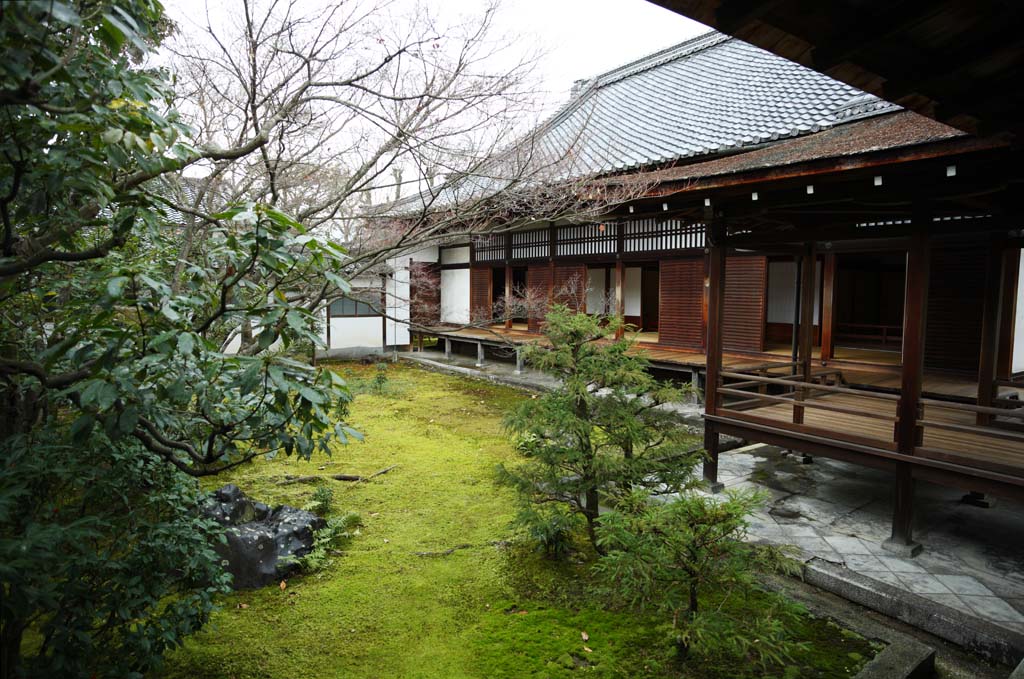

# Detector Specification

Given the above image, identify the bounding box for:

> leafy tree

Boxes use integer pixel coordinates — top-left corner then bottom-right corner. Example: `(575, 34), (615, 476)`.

(498, 305), (702, 554)
(594, 489), (804, 668)
(0, 2), (355, 675)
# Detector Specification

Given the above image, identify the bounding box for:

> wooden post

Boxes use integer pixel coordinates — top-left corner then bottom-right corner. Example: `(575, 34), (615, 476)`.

(976, 237), (1006, 425)
(790, 256), (801, 368)
(614, 260), (625, 340)
(886, 225), (929, 557)
(997, 247), (1019, 380)
(703, 216), (726, 492)
(821, 252), (837, 362)
(444, 338), (451, 360)
(476, 342), (485, 368)
(514, 346), (524, 375)
(504, 263), (513, 330)
(793, 247), (816, 425)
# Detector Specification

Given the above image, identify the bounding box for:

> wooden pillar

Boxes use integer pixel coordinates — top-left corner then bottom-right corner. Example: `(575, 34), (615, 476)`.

(476, 342), (485, 367)
(997, 247), (1019, 380)
(977, 238), (1006, 425)
(821, 253), (837, 362)
(444, 338), (452, 360)
(886, 226), (929, 557)
(514, 346), (524, 375)
(790, 256), (801, 367)
(794, 247), (816, 425)
(614, 260), (625, 340)
(703, 216), (726, 492)
(504, 263), (513, 330)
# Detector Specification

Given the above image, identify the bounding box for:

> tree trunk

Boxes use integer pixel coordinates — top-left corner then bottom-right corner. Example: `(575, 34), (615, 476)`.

(584, 488), (605, 555)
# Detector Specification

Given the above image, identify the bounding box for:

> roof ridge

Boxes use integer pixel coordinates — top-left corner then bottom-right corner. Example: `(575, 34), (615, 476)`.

(584, 30), (729, 91)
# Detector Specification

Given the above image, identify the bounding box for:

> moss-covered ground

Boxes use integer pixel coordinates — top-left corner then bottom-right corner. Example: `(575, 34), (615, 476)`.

(159, 362), (878, 679)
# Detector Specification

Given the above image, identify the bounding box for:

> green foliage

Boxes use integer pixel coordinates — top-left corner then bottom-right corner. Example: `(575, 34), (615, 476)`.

(515, 505), (576, 559)
(291, 512), (362, 574)
(0, 433), (231, 678)
(594, 489), (805, 669)
(0, 2), (355, 674)
(303, 484), (335, 516)
(372, 362), (390, 394)
(498, 305), (702, 553)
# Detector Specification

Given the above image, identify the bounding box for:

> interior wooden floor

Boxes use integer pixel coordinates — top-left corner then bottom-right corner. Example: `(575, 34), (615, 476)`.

(727, 393), (1024, 477)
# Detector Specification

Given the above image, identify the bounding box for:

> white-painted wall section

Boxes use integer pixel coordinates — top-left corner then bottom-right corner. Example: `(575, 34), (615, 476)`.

(767, 260), (822, 324)
(441, 268), (471, 325)
(441, 246), (470, 265)
(624, 267), (642, 316)
(1013, 250), (1024, 373)
(586, 267), (607, 313)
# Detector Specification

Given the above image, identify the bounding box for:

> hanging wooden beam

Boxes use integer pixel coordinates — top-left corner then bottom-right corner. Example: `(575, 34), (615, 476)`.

(976, 237), (1006, 425)
(821, 252), (837, 362)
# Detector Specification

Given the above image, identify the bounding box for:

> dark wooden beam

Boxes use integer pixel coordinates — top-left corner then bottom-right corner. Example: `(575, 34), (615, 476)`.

(820, 252), (837, 362)
(793, 245), (816, 424)
(887, 218), (931, 554)
(703, 214), (727, 491)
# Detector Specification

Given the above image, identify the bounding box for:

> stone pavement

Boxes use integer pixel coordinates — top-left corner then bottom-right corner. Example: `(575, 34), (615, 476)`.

(717, 444), (1024, 636)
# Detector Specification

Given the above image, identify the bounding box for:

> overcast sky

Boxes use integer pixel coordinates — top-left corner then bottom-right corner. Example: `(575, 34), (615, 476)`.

(162, 0), (707, 113)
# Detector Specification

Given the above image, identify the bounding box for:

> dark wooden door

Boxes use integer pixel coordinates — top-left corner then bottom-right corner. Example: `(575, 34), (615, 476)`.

(641, 265), (659, 331)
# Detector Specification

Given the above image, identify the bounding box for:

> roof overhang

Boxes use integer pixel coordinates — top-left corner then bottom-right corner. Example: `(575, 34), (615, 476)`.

(646, 0), (1024, 139)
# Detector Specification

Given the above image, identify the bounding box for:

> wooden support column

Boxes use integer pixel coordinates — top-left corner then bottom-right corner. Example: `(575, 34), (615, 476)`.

(886, 226), (930, 557)
(820, 252), (837, 362)
(997, 247), (1019, 380)
(614, 260), (625, 340)
(514, 346), (524, 375)
(703, 216), (726, 492)
(504, 263), (513, 330)
(793, 247), (816, 425)
(476, 342), (485, 368)
(444, 338), (452, 360)
(790, 256), (801, 367)
(977, 237), (1006, 425)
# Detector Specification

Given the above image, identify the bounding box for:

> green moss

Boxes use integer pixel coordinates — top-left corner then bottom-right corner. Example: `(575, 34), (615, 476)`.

(159, 363), (877, 679)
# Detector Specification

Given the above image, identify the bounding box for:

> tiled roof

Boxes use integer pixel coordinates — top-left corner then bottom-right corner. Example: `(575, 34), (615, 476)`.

(536, 30), (901, 176)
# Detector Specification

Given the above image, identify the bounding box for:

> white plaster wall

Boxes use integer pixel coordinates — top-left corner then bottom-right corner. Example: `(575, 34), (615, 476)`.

(624, 267), (642, 316)
(386, 255), (410, 346)
(441, 268), (470, 324)
(329, 316), (383, 349)
(586, 268), (607, 313)
(1013, 250), (1024, 373)
(440, 246), (470, 265)
(409, 246), (439, 263)
(766, 260), (822, 324)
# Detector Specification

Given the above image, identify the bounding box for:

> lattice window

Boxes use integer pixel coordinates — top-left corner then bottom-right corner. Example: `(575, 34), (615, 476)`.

(511, 229), (549, 260)
(472, 233), (505, 262)
(623, 218), (704, 253)
(555, 223), (617, 257)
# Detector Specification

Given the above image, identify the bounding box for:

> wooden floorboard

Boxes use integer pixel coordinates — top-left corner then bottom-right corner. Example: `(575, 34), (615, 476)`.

(739, 393), (1024, 475)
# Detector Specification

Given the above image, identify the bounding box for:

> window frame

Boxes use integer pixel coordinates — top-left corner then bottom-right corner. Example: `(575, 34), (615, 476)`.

(327, 289), (384, 319)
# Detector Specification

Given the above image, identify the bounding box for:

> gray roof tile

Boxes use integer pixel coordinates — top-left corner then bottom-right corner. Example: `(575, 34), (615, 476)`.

(538, 30), (899, 176)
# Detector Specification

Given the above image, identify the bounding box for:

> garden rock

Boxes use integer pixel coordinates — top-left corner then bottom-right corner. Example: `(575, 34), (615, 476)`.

(202, 484), (325, 589)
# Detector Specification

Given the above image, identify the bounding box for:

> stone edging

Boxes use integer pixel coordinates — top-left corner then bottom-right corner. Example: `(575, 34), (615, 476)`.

(803, 557), (1024, 668)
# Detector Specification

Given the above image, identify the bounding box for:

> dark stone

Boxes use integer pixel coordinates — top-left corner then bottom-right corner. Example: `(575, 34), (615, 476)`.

(202, 485), (325, 589)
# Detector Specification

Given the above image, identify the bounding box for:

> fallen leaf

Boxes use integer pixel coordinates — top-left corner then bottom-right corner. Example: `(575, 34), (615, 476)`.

(279, 580), (287, 591)
(581, 631), (589, 641)
(583, 646), (593, 653)
(237, 603), (249, 610)
(517, 610), (528, 615)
